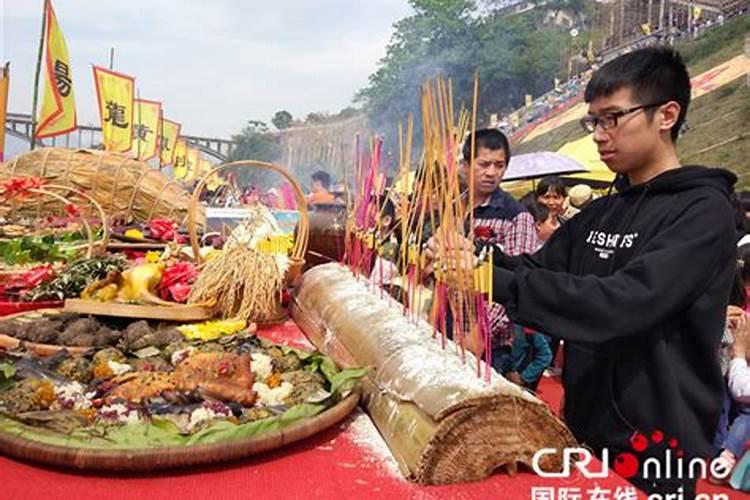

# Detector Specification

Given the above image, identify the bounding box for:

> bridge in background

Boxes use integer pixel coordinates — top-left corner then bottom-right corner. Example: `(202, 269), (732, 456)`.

(4, 112), (238, 162)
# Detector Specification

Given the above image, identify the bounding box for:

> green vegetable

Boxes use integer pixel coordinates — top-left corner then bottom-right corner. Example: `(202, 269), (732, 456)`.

(0, 362), (15, 379)
(0, 362), (16, 392)
(26, 255), (127, 301)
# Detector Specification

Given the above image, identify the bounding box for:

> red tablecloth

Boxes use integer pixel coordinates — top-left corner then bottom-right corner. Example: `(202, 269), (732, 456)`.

(0, 321), (732, 500)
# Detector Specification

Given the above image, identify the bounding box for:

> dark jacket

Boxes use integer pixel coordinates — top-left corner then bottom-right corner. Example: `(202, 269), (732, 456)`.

(492, 166), (737, 463)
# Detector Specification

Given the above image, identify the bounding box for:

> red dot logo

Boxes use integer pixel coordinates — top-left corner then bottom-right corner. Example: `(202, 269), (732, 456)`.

(668, 438), (679, 448)
(630, 433), (649, 452)
(614, 453), (640, 478)
(651, 430), (664, 444)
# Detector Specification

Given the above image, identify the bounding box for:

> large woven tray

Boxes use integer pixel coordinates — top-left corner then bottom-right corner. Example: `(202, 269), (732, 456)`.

(0, 392), (359, 471)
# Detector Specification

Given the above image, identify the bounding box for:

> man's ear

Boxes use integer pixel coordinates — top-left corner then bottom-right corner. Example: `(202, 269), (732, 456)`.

(658, 101), (681, 134)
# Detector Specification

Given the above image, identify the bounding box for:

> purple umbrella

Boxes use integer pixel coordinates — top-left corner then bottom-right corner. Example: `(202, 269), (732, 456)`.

(503, 152), (588, 181)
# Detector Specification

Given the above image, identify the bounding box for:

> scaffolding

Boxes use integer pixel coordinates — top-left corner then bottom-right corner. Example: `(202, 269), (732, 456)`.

(590, 0), (749, 53)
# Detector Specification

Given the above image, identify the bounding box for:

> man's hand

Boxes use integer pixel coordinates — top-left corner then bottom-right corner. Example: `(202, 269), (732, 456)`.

(506, 371), (523, 386)
(425, 232), (476, 281)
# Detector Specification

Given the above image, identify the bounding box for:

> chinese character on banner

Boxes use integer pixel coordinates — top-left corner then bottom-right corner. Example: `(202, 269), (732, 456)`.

(104, 100), (129, 128)
(186, 147), (201, 181)
(173, 138), (188, 180)
(92, 65), (134, 152)
(36, 0), (77, 139)
(132, 98), (161, 161)
(53, 60), (71, 96)
(531, 487), (555, 500)
(159, 118), (181, 166)
(133, 123), (150, 141)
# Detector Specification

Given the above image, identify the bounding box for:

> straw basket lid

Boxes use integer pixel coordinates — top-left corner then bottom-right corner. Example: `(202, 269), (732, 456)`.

(3, 148), (204, 230)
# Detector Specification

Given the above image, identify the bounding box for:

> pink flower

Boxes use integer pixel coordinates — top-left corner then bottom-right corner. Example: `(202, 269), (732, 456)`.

(158, 262), (199, 302)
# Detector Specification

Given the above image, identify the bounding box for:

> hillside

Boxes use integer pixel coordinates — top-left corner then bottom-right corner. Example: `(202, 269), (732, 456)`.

(515, 15), (750, 187)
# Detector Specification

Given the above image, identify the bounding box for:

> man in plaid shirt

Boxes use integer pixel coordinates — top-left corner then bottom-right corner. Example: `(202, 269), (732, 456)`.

(460, 129), (539, 353)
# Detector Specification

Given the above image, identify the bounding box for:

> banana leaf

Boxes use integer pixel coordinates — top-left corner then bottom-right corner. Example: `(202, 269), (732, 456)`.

(0, 351), (367, 450)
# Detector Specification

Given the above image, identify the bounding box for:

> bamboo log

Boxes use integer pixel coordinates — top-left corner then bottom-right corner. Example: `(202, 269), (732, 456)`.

(292, 263), (576, 484)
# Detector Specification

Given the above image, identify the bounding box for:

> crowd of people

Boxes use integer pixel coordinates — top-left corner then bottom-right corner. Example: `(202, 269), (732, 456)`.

(197, 42), (749, 497)
(381, 46), (746, 497)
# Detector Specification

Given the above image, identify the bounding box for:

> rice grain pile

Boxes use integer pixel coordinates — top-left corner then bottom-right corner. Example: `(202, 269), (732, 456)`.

(188, 244), (284, 323)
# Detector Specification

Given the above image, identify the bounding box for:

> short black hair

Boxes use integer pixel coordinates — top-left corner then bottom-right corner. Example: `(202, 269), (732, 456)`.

(584, 46), (691, 141)
(739, 243), (750, 285)
(311, 170), (331, 189)
(462, 129), (511, 163)
(520, 198), (551, 225)
(535, 176), (567, 198)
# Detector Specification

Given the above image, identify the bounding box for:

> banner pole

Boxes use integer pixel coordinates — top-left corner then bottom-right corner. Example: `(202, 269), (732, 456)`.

(30, 0), (49, 151)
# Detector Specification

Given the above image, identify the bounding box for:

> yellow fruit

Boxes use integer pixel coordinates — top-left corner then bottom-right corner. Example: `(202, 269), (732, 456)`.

(125, 229), (145, 239)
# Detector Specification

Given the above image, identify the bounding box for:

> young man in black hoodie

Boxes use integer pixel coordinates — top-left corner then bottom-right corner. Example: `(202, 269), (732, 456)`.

(432, 47), (737, 497)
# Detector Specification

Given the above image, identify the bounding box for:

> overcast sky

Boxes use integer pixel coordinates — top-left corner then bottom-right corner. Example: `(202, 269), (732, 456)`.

(1, 0), (412, 138)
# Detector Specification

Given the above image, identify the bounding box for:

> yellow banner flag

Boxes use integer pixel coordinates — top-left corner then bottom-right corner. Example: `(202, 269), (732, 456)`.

(0, 63), (8, 163)
(524, 94), (533, 107)
(132, 99), (161, 161)
(173, 139), (188, 180)
(36, 1), (77, 139)
(200, 158), (223, 191)
(509, 111), (519, 129)
(93, 65), (134, 152)
(159, 118), (181, 166)
(186, 147), (201, 180)
(199, 158), (212, 177)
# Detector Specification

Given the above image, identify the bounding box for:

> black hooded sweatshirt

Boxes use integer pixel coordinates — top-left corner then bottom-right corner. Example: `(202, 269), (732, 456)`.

(491, 166), (737, 465)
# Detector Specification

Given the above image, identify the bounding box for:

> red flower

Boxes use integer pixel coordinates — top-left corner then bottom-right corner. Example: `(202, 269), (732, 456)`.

(167, 282), (192, 303)
(158, 262), (199, 302)
(64, 204), (81, 217)
(1, 177), (45, 200)
(475, 226), (495, 240)
(148, 218), (185, 243)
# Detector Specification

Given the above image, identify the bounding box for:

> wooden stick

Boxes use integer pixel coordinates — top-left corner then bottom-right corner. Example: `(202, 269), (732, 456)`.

(30, 0), (49, 151)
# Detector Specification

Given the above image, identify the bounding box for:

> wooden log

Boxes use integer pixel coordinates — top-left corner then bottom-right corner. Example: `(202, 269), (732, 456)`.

(292, 263), (577, 485)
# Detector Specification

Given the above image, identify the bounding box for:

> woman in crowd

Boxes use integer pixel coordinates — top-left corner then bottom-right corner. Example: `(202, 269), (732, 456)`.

(534, 176), (567, 221)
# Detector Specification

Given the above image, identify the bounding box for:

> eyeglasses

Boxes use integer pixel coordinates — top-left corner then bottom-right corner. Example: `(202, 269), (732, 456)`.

(580, 102), (667, 133)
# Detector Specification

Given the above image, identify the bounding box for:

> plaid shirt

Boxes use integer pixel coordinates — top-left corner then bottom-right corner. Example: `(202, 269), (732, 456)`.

(472, 189), (539, 346)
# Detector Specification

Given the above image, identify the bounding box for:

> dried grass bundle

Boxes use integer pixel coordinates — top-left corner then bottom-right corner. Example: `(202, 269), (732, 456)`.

(2, 148), (203, 229)
(188, 244), (284, 322)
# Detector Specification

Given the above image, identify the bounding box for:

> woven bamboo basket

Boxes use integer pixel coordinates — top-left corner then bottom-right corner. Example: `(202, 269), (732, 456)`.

(0, 392), (359, 471)
(2, 148), (204, 230)
(188, 160), (309, 285)
(0, 182), (108, 276)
